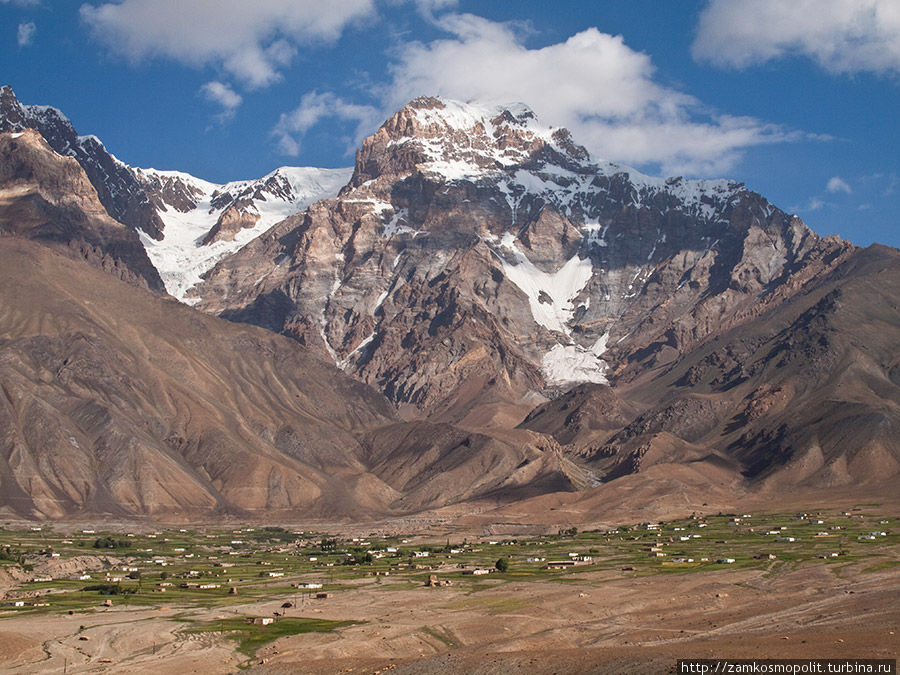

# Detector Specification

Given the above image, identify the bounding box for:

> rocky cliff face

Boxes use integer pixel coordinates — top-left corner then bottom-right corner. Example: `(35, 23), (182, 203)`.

(0, 129), (164, 291)
(193, 97), (852, 422)
(0, 236), (582, 519)
(1, 86), (351, 300)
(0, 85), (167, 240)
(521, 243), (900, 495)
(1, 90), (897, 519)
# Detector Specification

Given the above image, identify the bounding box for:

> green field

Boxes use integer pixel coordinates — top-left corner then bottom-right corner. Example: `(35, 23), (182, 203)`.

(1, 509), (896, 620)
(182, 615), (358, 658)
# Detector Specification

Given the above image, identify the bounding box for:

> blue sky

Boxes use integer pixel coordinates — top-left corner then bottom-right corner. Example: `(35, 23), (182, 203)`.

(2, 0), (898, 247)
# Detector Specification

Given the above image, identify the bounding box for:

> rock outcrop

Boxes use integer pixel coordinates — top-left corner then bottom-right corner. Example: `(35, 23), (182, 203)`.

(0, 85), (167, 240)
(0, 129), (164, 291)
(2, 91), (897, 520)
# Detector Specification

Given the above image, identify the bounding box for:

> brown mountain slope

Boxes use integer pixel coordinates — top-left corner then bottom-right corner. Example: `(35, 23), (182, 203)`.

(518, 383), (640, 451)
(0, 120), (582, 522)
(0, 239), (577, 521)
(191, 97), (852, 425)
(2, 93), (896, 525)
(519, 243), (900, 503)
(0, 129), (164, 292)
(359, 422), (577, 513)
(0, 237), (401, 519)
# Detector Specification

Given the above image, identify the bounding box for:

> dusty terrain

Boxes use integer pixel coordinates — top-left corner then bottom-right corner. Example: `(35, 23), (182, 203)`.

(0, 550), (896, 674)
(248, 562), (900, 674)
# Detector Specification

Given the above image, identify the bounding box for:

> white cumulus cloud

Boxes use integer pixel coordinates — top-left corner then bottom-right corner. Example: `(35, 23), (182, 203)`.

(826, 176), (852, 194)
(80, 0), (376, 88)
(693, 0), (900, 75)
(17, 21), (36, 47)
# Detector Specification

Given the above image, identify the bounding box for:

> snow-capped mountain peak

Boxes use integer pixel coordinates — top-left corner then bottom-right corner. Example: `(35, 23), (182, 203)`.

(0, 85), (354, 302)
(135, 165), (352, 301)
(191, 95), (826, 412)
(352, 96), (591, 187)
(351, 96), (745, 228)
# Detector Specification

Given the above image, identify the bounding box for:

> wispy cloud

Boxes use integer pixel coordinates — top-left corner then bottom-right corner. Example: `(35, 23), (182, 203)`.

(412, 0), (458, 17)
(693, 0), (900, 75)
(80, 0), (376, 89)
(200, 81), (243, 122)
(273, 91), (380, 156)
(791, 196), (827, 213)
(17, 21), (36, 47)
(826, 176), (852, 194)
(792, 176), (857, 214)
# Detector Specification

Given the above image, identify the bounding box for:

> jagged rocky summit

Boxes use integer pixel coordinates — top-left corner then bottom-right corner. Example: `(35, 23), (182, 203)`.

(0, 85), (352, 300)
(0, 85), (167, 240)
(192, 96), (851, 423)
(0, 128), (164, 291)
(133, 165), (351, 301)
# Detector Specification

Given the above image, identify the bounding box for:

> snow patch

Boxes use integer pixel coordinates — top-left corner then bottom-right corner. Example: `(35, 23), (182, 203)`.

(318, 325), (340, 365)
(382, 208), (421, 237)
(491, 236), (593, 335)
(339, 331), (376, 370)
(139, 166), (351, 300)
(541, 333), (609, 386)
(421, 159), (492, 181)
(582, 221), (609, 247)
(344, 197), (393, 216)
(374, 289), (388, 309)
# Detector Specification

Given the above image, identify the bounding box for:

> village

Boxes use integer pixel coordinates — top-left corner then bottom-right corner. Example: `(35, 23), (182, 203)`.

(0, 508), (896, 670)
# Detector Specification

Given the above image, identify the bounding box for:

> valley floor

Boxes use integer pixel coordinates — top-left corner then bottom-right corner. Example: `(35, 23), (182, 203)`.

(0, 560), (896, 674)
(251, 562), (899, 675)
(0, 511), (896, 674)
